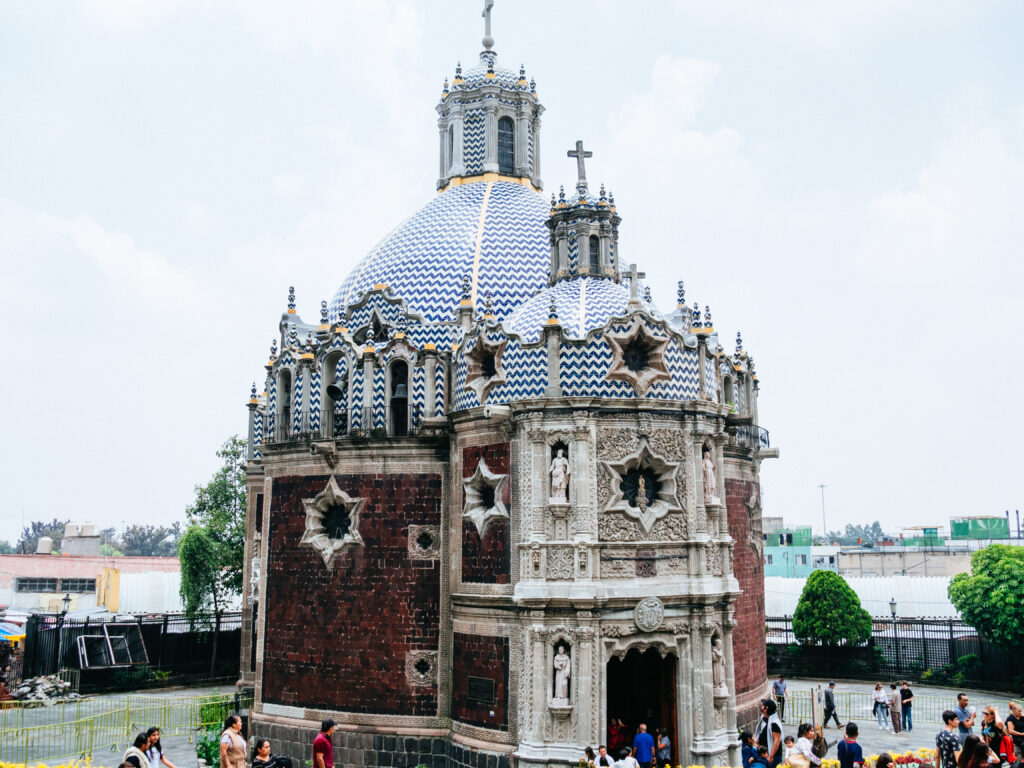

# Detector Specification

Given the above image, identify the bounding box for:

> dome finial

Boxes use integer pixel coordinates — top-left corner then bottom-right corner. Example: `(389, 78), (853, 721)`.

(320, 300), (328, 325)
(736, 330), (744, 354)
(677, 281), (685, 308)
(269, 338), (277, 360)
(289, 322), (297, 347)
(287, 286), (296, 314)
(691, 302), (701, 328)
(482, 0), (495, 52)
(643, 285), (652, 303)
(703, 304), (713, 329)
(567, 139), (593, 196)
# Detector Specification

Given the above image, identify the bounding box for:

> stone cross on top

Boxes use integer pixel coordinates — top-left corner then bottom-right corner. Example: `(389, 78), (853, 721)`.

(626, 263), (646, 304)
(482, 0), (495, 51)
(567, 140), (593, 193)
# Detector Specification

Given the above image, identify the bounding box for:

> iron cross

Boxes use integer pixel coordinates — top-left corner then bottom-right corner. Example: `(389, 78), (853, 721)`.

(626, 263), (646, 303)
(567, 140), (593, 189)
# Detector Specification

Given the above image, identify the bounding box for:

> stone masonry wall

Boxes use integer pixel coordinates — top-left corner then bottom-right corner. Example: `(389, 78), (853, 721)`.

(451, 633), (510, 731)
(255, 724), (512, 768)
(461, 443), (511, 584)
(725, 475), (767, 729)
(262, 472), (442, 715)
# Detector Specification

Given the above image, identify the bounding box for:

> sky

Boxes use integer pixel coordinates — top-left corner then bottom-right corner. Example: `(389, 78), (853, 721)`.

(1, 1), (1022, 546)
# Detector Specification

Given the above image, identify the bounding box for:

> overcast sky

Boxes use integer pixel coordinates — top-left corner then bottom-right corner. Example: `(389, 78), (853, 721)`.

(2, 1), (1022, 546)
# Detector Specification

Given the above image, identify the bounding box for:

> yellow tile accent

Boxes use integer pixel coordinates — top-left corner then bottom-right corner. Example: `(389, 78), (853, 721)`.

(439, 172), (539, 193)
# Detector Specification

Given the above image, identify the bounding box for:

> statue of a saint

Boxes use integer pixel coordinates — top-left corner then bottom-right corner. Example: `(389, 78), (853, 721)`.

(553, 645), (571, 701)
(711, 635), (727, 694)
(703, 449), (719, 504)
(636, 475), (648, 512)
(549, 448), (570, 503)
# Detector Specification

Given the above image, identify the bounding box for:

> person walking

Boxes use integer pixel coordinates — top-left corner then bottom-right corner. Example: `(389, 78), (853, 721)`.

(900, 682), (915, 733)
(632, 723), (655, 768)
(955, 694), (977, 746)
(935, 710), (961, 768)
(753, 698), (784, 768)
(313, 719), (335, 768)
(219, 716), (246, 768)
(873, 684), (890, 730)
(889, 683), (903, 734)
(773, 675), (789, 723)
(824, 682), (842, 729)
(144, 728), (177, 768)
(124, 733), (151, 768)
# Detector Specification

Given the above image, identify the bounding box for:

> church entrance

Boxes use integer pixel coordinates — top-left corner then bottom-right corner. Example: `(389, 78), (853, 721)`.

(606, 649), (677, 766)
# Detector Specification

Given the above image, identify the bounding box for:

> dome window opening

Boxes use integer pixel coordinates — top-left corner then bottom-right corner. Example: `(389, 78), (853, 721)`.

(448, 125), (455, 173)
(324, 503), (353, 540)
(324, 353), (346, 436)
(480, 349), (497, 379)
(389, 360), (409, 437)
(277, 369), (292, 441)
(723, 376), (734, 407)
(498, 117), (515, 175)
(623, 339), (651, 373)
(588, 235), (600, 274)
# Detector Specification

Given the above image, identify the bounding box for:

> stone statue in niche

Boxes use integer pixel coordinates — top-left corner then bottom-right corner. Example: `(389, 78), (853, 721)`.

(711, 635), (727, 695)
(636, 476), (648, 512)
(552, 644), (571, 702)
(549, 447), (570, 503)
(703, 448), (720, 504)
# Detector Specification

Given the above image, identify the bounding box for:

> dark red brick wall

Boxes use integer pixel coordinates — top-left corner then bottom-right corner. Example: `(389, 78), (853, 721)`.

(262, 472), (441, 715)
(461, 443), (511, 584)
(451, 633), (509, 731)
(726, 476), (767, 712)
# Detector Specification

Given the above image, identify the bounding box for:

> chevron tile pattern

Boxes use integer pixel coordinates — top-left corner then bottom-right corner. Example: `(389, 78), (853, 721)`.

(463, 109), (485, 175)
(434, 360), (446, 414)
(372, 363), (387, 430)
(567, 231), (578, 273)
(349, 366), (364, 430)
(342, 292), (406, 332)
(267, 376), (277, 439)
(560, 334), (633, 399)
(252, 409), (263, 459)
(292, 370), (304, 434)
(459, 54), (523, 88)
(453, 331), (546, 410)
(329, 181), (550, 325)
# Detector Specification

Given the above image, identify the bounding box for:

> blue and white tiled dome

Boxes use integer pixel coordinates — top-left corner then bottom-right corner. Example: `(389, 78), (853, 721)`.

(505, 277), (663, 344)
(455, 52), (527, 89)
(329, 180), (550, 325)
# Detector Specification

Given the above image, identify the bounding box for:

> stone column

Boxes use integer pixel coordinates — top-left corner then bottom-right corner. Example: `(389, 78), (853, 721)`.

(424, 346), (437, 419)
(299, 359), (312, 434)
(247, 397), (257, 460)
(451, 104), (465, 176)
(545, 321), (562, 398)
(700, 622), (716, 749)
(723, 617), (739, 757)
(484, 102), (498, 172)
(516, 102), (530, 177)
(437, 118), (447, 182)
(362, 348), (375, 427)
(532, 117), (542, 186)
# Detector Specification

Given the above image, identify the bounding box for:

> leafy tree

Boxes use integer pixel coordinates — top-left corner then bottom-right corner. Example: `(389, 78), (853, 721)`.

(792, 570), (872, 646)
(823, 521), (887, 546)
(949, 544), (1024, 648)
(17, 518), (69, 554)
(120, 523), (182, 556)
(0, 540), (13, 554)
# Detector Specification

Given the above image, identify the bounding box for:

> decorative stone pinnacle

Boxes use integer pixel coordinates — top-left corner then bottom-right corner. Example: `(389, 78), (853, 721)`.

(608, 190), (615, 209)
(484, 291), (494, 315)
(461, 274), (472, 302)
(677, 281), (685, 307)
(548, 297), (558, 321)
(320, 300), (328, 324)
(250, 382), (257, 399)
(567, 139), (593, 194)
(558, 185), (566, 204)
(287, 286), (296, 313)
(704, 305), (713, 328)
(529, 77), (536, 94)
(644, 285), (652, 303)
(442, 78), (449, 95)
(306, 332), (315, 351)
(270, 339), (278, 359)
(550, 192), (557, 210)
(736, 330), (743, 353)
(692, 302), (701, 326)
(519, 64), (526, 81)
(482, 0), (495, 52)
(455, 62), (463, 82)
(599, 183), (607, 205)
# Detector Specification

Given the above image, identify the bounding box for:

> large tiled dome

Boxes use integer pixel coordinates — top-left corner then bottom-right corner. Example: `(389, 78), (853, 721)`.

(329, 180), (550, 325)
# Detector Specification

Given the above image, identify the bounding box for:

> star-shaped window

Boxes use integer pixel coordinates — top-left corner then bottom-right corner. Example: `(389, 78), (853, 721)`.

(462, 458), (509, 537)
(602, 441), (682, 533)
(605, 321), (670, 396)
(300, 476), (366, 569)
(464, 335), (507, 402)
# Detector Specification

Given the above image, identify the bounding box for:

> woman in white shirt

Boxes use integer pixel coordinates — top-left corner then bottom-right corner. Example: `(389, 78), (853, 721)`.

(787, 724), (822, 768)
(144, 728), (177, 768)
(873, 683), (890, 729)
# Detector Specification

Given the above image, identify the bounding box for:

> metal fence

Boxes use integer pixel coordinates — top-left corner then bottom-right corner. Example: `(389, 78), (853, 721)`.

(782, 687), (1010, 727)
(22, 612), (242, 692)
(767, 616), (1024, 691)
(0, 691), (252, 764)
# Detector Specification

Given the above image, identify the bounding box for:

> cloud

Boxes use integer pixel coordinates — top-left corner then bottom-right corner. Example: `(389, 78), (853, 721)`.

(858, 119), (1024, 287)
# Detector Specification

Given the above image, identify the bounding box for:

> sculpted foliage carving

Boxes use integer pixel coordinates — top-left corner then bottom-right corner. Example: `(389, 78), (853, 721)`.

(547, 547), (574, 580)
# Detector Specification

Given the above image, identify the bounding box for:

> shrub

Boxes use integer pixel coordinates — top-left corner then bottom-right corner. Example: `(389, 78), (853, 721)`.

(792, 570), (872, 646)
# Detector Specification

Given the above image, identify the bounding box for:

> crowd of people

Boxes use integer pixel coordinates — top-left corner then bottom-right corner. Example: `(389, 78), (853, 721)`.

(935, 695), (1024, 768)
(117, 714), (295, 768)
(578, 720), (672, 768)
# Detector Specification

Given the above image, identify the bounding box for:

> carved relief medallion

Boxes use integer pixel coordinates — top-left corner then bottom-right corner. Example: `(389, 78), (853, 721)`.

(633, 596), (665, 632)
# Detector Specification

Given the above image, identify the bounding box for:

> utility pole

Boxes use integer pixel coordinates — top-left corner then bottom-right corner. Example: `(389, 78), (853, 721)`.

(818, 484), (828, 542)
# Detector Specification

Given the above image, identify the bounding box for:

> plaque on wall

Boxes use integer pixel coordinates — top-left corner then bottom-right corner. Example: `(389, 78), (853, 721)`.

(467, 676), (495, 703)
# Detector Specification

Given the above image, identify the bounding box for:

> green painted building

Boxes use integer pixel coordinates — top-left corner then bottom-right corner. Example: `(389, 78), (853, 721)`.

(950, 516), (1010, 540)
(763, 525), (813, 577)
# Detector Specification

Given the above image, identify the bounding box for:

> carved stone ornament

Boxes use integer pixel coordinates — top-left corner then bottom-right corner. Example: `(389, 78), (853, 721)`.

(462, 457), (509, 537)
(745, 487), (764, 563)
(603, 439), (682, 533)
(463, 333), (507, 402)
(604, 318), (671, 396)
(405, 650), (438, 687)
(633, 596), (665, 632)
(408, 525), (441, 560)
(300, 476), (366, 569)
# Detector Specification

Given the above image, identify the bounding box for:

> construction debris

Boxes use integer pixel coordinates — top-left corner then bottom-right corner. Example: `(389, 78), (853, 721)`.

(10, 674), (81, 702)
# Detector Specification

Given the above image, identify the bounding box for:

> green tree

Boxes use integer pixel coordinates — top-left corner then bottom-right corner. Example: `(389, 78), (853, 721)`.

(17, 518), (70, 554)
(179, 436), (247, 674)
(0, 540), (13, 554)
(792, 570), (872, 646)
(121, 523), (183, 556)
(949, 544), (1024, 648)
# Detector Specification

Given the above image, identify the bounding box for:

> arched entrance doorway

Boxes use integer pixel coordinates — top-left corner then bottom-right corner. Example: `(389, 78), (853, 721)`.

(607, 648), (677, 766)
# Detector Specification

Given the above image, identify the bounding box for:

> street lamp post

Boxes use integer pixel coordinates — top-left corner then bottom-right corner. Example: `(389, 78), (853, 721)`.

(818, 484), (828, 541)
(55, 593), (71, 673)
(889, 597), (899, 675)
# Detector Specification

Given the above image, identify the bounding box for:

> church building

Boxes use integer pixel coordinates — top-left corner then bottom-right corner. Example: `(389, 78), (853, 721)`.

(239, 8), (772, 768)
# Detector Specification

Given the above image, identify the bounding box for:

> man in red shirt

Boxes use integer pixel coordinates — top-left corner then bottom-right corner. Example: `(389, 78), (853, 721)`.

(313, 719), (335, 768)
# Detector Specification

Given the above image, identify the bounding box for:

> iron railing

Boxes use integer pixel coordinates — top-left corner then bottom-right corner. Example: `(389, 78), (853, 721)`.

(735, 424), (770, 450)
(268, 405), (423, 444)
